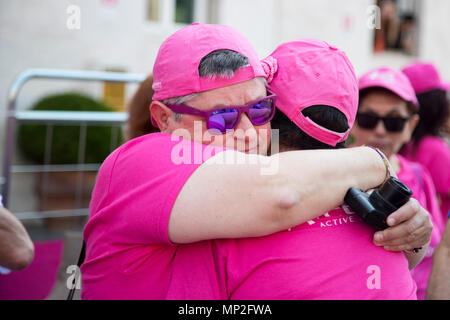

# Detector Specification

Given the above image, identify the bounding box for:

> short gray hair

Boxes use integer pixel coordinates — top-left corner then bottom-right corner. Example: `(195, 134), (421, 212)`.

(198, 49), (250, 79)
(161, 94), (197, 121)
(160, 49), (252, 121)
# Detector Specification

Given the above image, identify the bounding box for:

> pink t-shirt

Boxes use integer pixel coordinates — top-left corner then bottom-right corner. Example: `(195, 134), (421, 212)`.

(402, 136), (450, 221)
(396, 155), (443, 300)
(81, 133), (227, 299)
(213, 205), (417, 300)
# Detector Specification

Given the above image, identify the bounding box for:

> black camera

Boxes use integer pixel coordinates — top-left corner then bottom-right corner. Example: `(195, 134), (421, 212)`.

(344, 177), (413, 230)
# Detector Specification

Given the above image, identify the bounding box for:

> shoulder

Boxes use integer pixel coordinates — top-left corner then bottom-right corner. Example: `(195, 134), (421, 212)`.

(419, 136), (449, 153)
(396, 154), (415, 176)
(119, 132), (179, 155)
(411, 136), (450, 169)
(400, 154), (431, 176)
(108, 132), (191, 170)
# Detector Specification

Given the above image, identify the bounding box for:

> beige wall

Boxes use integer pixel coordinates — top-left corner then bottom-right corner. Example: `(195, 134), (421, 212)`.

(419, 0), (450, 80)
(217, 0), (374, 73)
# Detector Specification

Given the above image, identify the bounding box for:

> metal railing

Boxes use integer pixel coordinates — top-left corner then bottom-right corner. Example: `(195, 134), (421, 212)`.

(2, 69), (146, 219)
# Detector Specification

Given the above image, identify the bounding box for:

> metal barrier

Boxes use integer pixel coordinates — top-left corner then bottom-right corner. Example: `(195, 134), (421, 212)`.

(1, 69), (146, 219)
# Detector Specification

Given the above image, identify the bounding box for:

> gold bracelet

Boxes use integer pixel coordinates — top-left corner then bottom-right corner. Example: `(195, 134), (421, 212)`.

(366, 146), (391, 182)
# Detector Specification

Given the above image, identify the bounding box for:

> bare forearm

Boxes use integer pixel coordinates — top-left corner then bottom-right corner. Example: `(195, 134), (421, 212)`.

(270, 146), (386, 229)
(426, 245), (450, 299)
(170, 146), (386, 243)
(426, 221), (450, 299)
(0, 207), (34, 270)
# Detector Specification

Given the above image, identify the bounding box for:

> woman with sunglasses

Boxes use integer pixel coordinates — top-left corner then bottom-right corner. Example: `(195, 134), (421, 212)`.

(351, 66), (443, 299)
(211, 41), (432, 299)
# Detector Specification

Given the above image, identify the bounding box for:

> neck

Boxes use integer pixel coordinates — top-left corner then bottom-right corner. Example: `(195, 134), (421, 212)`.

(388, 154), (402, 174)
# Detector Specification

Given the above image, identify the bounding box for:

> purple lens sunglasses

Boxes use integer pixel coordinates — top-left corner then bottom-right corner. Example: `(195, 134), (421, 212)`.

(164, 94), (277, 134)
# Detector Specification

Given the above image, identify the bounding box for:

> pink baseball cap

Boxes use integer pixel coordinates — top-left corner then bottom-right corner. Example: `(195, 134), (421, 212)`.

(358, 66), (419, 108)
(151, 23), (265, 101)
(402, 61), (450, 94)
(263, 39), (358, 146)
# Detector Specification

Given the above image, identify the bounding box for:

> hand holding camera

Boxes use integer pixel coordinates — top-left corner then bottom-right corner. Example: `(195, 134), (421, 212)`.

(345, 176), (412, 230)
(345, 176), (433, 252)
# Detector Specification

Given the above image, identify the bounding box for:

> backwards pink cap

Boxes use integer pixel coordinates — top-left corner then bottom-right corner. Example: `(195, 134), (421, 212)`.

(152, 23), (265, 101)
(402, 61), (450, 94)
(358, 66), (419, 108)
(262, 39), (358, 146)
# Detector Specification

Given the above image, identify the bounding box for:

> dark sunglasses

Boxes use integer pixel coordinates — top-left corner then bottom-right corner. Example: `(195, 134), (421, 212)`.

(356, 112), (410, 132)
(165, 94), (276, 134)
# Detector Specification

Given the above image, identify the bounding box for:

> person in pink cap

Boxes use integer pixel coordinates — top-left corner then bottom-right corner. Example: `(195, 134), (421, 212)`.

(351, 66), (443, 299)
(211, 40), (432, 300)
(401, 62), (450, 223)
(81, 24), (432, 300)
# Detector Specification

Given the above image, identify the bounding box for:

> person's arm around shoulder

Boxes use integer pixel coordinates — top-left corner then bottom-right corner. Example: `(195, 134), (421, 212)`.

(169, 146), (387, 243)
(0, 205), (34, 270)
(426, 217), (450, 299)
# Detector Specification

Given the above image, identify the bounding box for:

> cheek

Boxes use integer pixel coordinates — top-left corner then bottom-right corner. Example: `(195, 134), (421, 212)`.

(201, 131), (225, 147)
(351, 127), (371, 145)
(257, 124), (271, 142)
(393, 129), (411, 147)
(255, 124), (271, 154)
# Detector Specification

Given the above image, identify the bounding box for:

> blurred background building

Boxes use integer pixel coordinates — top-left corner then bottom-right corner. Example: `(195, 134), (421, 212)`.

(0, 0), (449, 299)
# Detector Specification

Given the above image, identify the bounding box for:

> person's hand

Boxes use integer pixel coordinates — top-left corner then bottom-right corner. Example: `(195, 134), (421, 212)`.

(372, 198), (433, 251)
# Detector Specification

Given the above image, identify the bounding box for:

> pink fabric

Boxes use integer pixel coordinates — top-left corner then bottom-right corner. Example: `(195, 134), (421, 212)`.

(261, 56), (278, 84)
(359, 67), (419, 108)
(213, 206), (417, 300)
(266, 39), (358, 146)
(402, 62), (450, 94)
(402, 136), (450, 222)
(0, 240), (63, 300)
(81, 133), (227, 299)
(152, 23), (265, 101)
(396, 155), (444, 300)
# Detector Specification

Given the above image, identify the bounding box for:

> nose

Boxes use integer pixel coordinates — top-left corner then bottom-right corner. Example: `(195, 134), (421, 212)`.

(233, 113), (257, 142)
(373, 118), (387, 136)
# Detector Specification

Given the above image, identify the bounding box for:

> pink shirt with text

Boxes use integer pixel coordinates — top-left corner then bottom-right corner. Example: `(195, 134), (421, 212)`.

(81, 133), (226, 299)
(213, 205), (417, 300)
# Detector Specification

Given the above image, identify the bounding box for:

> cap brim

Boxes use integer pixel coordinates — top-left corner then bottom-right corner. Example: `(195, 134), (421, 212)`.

(439, 81), (450, 92)
(359, 83), (419, 108)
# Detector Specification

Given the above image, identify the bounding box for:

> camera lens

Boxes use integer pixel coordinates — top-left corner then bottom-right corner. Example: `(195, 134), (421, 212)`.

(378, 177), (412, 208)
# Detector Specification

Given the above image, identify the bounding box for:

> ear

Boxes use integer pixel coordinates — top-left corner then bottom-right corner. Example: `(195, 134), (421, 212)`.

(150, 101), (172, 132)
(409, 114), (420, 132)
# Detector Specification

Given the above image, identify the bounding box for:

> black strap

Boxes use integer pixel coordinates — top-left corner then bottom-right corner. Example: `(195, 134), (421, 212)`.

(67, 241), (86, 300)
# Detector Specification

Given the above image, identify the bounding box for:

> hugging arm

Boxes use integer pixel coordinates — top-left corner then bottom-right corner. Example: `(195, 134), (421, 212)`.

(169, 146), (388, 243)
